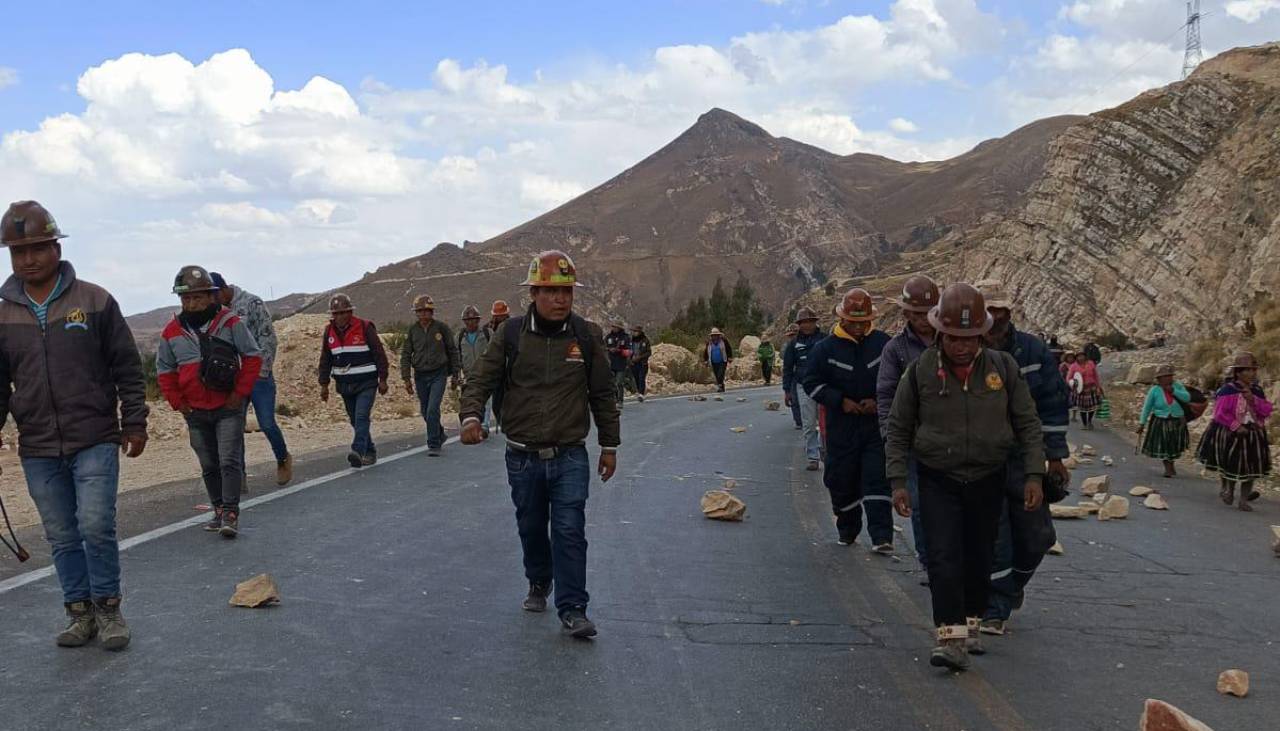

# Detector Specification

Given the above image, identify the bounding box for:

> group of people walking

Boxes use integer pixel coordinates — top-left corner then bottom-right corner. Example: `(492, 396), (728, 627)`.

(785, 275), (1070, 670)
(0, 196), (1272, 667)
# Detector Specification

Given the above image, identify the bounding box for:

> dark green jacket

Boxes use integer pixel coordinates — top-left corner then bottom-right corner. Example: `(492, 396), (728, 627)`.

(400, 319), (460, 380)
(885, 347), (1044, 491)
(459, 310), (620, 449)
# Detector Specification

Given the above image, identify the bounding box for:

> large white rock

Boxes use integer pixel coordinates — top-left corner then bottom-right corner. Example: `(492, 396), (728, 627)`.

(1130, 485), (1155, 497)
(1139, 699), (1216, 731)
(1098, 495), (1130, 520)
(1081, 475), (1111, 496)
(1216, 669), (1249, 698)
(1051, 504), (1088, 519)
(1144, 494), (1170, 510)
(1128, 364), (1159, 385)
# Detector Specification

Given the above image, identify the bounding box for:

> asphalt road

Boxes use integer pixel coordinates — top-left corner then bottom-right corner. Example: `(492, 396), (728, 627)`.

(0, 388), (1275, 730)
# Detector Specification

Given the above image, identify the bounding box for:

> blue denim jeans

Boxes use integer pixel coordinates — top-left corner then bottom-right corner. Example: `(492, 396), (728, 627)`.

(341, 387), (377, 456)
(414, 368), (449, 449)
(984, 458), (1056, 621)
(186, 407), (247, 510)
(906, 456), (927, 566)
(249, 375), (289, 462)
(22, 443), (121, 603)
(506, 445), (591, 614)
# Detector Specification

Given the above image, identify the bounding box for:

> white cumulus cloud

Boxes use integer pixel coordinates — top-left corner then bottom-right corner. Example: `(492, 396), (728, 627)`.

(0, 67), (17, 90)
(1226, 0), (1280, 23)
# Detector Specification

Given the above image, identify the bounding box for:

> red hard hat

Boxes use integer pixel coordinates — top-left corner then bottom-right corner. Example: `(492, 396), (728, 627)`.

(834, 288), (876, 322)
(899, 275), (940, 313)
(491, 300), (510, 317)
(927, 283), (993, 337)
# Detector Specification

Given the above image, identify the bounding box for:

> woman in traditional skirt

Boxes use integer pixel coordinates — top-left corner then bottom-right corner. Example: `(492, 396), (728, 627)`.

(1196, 352), (1274, 511)
(1067, 352), (1104, 430)
(1137, 364), (1191, 478)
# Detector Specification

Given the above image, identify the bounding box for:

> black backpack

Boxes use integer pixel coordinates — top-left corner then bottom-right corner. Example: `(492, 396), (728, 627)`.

(197, 311), (242, 393)
(501, 314), (595, 384)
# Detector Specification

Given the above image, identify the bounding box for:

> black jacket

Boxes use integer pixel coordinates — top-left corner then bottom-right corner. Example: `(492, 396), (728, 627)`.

(0, 262), (149, 458)
(605, 330), (632, 372)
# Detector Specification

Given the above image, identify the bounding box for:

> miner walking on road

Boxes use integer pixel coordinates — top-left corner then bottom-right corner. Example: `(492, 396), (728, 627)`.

(876, 274), (939, 569)
(630, 325), (652, 402)
(801, 289), (893, 551)
(605, 322), (633, 409)
(886, 283), (1045, 671)
(211, 272), (293, 486)
(489, 300), (511, 430)
(0, 201), (149, 651)
(458, 305), (492, 436)
(158, 266), (262, 539)
(783, 324), (802, 429)
(319, 294), (389, 467)
(784, 309), (825, 469)
(401, 295), (460, 456)
(459, 250), (620, 639)
(976, 280), (1068, 637)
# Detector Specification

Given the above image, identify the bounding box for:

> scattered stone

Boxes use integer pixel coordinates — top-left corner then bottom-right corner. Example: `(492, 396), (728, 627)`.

(1101, 455), (1114, 467)
(1130, 486), (1155, 497)
(1078, 502), (1101, 515)
(765, 401), (782, 411)
(788, 619), (801, 626)
(1077, 457), (1095, 465)
(1092, 493), (1108, 505)
(737, 397), (748, 402)
(1063, 456), (1081, 470)
(1098, 495), (1130, 521)
(1139, 699), (1216, 731)
(1216, 669), (1249, 698)
(1144, 493), (1170, 510)
(1080, 444), (1097, 456)
(701, 490), (746, 521)
(1272, 525), (1280, 556)
(1081, 475), (1111, 496)
(721, 478), (737, 490)
(1050, 504), (1087, 519)
(1047, 541), (1064, 555)
(229, 574), (281, 608)
(730, 426), (748, 433)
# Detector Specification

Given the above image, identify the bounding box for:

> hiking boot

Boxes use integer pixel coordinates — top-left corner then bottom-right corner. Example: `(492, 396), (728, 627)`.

(965, 618), (986, 655)
(522, 581), (552, 612)
(560, 607), (597, 638)
(872, 542), (894, 556)
(347, 451), (362, 468)
(427, 447), (441, 457)
(836, 529), (858, 547)
(930, 626), (969, 671)
(276, 454), (294, 486)
(94, 597), (130, 651)
(979, 618), (1006, 636)
(1220, 480), (1235, 505)
(361, 452), (378, 466)
(202, 507), (224, 532)
(56, 601), (97, 648)
(806, 460), (820, 471)
(219, 510), (239, 538)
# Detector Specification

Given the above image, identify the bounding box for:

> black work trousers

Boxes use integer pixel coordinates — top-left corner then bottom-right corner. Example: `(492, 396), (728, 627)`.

(823, 417), (893, 545)
(918, 463), (1005, 628)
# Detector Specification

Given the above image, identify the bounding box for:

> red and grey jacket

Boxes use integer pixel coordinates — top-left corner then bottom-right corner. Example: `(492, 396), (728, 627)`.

(156, 308), (263, 411)
(318, 317), (388, 390)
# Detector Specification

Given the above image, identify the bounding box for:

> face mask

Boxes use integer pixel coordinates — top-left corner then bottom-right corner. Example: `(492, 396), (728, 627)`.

(180, 303), (220, 329)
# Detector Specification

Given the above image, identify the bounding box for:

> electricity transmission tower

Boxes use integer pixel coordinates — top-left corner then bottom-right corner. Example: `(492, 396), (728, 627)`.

(1182, 0), (1203, 79)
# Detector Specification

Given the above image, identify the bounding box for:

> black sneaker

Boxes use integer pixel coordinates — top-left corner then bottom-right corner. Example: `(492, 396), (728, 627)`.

(347, 451), (362, 468)
(522, 581), (551, 612)
(361, 452), (377, 466)
(560, 607), (597, 638)
(202, 508), (224, 532)
(219, 510), (239, 539)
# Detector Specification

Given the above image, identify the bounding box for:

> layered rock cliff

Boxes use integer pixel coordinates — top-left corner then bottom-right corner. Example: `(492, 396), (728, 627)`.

(955, 43), (1280, 343)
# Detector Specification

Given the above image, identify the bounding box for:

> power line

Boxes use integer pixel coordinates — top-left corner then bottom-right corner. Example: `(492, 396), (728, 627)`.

(1183, 0), (1204, 78)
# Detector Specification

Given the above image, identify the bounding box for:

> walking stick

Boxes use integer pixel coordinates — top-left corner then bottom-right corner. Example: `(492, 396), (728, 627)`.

(0, 491), (30, 562)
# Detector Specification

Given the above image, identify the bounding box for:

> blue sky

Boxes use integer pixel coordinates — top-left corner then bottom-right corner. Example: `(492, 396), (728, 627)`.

(1, 0), (1276, 312)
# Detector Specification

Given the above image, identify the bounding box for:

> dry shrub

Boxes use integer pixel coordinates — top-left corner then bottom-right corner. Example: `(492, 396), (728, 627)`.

(666, 357), (715, 385)
(1185, 338), (1228, 389)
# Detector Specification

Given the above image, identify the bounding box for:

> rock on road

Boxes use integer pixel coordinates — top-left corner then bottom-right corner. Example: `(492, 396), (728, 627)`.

(0, 388), (1276, 730)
